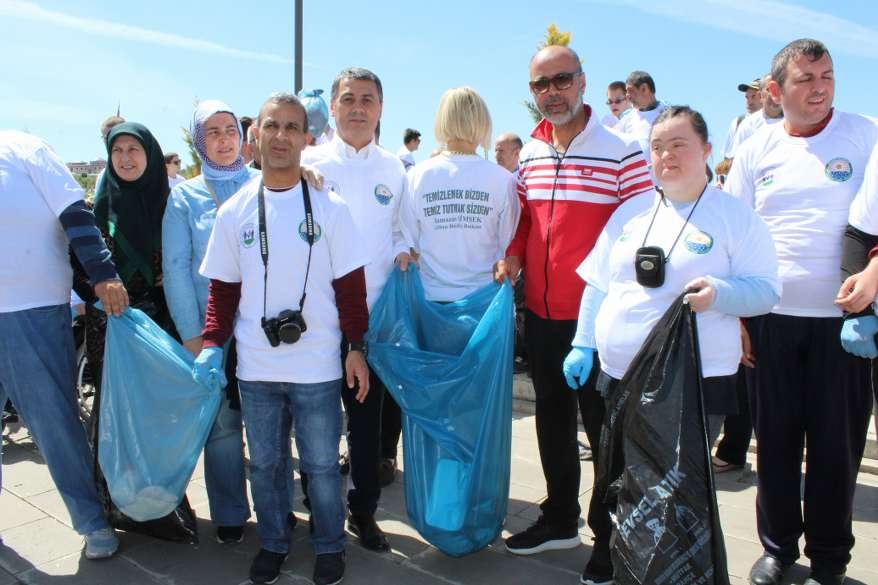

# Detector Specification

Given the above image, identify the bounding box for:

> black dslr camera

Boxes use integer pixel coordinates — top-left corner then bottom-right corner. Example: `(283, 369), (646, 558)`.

(261, 310), (307, 347)
(635, 245), (666, 288)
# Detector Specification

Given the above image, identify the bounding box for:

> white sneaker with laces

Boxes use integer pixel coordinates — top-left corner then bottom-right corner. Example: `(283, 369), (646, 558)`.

(85, 527), (119, 559)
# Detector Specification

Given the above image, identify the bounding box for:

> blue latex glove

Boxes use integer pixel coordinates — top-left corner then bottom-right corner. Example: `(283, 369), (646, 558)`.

(840, 315), (878, 359)
(563, 347), (594, 390)
(192, 346), (227, 392)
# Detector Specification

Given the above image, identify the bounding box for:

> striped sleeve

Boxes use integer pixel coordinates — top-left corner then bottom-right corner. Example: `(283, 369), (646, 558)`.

(618, 150), (653, 200)
(59, 200), (118, 285)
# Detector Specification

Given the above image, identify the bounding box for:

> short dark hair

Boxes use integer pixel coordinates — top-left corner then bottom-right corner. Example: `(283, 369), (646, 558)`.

(607, 81), (626, 92)
(403, 128), (421, 144)
(651, 105), (713, 182)
(626, 70), (656, 94)
(771, 38), (831, 88)
(330, 67), (384, 102)
(258, 92), (308, 130)
(240, 116), (254, 138)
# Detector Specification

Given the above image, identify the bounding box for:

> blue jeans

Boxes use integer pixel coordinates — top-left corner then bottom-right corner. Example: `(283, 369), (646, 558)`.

(203, 396), (251, 526)
(238, 379), (345, 555)
(0, 304), (109, 534)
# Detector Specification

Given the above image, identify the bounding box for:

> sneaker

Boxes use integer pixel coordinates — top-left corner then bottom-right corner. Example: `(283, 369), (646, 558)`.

(249, 548), (287, 585)
(505, 517), (580, 555)
(313, 551), (345, 585)
(84, 527), (119, 559)
(581, 548), (613, 584)
(216, 525), (244, 544)
(379, 457), (397, 487)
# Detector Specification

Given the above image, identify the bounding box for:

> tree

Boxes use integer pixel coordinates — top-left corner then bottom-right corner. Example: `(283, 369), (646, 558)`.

(523, 23), (573, 124)
(181, 126), (201, 179)
(73, 173), (97, 198)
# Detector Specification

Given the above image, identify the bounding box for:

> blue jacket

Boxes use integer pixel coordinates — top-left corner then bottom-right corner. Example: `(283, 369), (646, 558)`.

(161, 167), (260, 341)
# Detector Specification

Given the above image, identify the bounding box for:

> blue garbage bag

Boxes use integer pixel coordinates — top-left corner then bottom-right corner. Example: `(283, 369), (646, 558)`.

(99, 307), (221, 522)
(366, 266), (513, 556)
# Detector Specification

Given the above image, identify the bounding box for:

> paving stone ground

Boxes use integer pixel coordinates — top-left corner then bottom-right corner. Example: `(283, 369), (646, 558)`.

(2, 414), (876, 585)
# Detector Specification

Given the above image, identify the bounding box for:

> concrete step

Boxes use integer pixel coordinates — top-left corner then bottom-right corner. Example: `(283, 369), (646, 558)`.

(512, 373), (878, 474)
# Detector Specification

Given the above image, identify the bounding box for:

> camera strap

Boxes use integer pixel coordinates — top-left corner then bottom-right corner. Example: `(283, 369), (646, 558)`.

(257, 178), (315, 321)
(640, 183), (708, 264)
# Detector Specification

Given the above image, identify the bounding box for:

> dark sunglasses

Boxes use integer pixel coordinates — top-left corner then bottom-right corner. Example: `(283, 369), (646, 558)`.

(529, 71), (581, 95)
(606, 97), (627, 105)
(171, 159), (181, 165)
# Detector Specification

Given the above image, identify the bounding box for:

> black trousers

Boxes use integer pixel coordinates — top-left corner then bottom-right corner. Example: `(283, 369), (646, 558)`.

(714, 366), (752, 466)
(380, 391), (401, 460)
(745, 314), (872, 573)
(525, 310), (609, 542)
(303, 346), (386, 517)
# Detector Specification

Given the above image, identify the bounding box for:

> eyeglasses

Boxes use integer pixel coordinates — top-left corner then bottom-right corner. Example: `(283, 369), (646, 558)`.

(606, 97), (627, 105)
(529, 71), (581, 95)
(171, 160), (181, 165)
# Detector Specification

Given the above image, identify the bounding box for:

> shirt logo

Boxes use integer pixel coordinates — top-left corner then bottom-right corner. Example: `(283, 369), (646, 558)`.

(825, 157), (853, 182)
(374, 184), (394, 206)
(241, 223), (256, 248)
(298, 218), (323, 243)
(756, 173), (774, 189)
(581, 168), (593, 177)
(684, 231), (714, 254)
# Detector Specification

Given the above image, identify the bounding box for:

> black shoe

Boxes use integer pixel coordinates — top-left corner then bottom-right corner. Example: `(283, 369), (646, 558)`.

(804, 570), (846, 585)
(339, 452), (350, 475)
(249, 548), (287, 584)
(748, 554), (788, 585)
(504, 517), (580, 555)
(216, 525), (244, 544)
(379, 457), (397, 487)
(313, 551), (345, 585)
(581, 546), (613, 584)
(347, 513), (390, 552)
(287, 512), (298, 531)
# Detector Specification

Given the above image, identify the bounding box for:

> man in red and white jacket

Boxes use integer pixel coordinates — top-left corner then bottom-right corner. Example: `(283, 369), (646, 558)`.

(495, 45), (652, 585)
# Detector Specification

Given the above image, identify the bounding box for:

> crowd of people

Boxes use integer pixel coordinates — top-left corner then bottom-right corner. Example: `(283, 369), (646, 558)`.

(1, 36), (877, 585)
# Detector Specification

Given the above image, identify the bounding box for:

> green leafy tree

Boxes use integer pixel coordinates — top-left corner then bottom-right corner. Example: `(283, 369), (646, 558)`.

(181, 126), (201, 178)
(73, 173), (97, 199)
(524, 23), (574, 124)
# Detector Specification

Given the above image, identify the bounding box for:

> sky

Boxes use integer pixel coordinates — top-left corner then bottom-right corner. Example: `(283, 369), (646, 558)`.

(2, 0), (877, 170)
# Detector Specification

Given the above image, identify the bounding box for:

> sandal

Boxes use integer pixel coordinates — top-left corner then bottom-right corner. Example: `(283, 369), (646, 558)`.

(712, 456), (743, 473)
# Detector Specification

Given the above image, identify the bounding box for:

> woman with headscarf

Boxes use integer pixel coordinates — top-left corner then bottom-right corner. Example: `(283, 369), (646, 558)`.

(81, 122), (174, 390)
(162, 100), (258, 544)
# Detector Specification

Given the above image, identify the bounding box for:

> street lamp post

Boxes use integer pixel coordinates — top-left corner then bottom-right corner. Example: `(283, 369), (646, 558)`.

(294, 0), (303, 93)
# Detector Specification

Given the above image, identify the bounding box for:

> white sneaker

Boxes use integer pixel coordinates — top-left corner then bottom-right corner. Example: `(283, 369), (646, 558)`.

(84, 527), (119, 559)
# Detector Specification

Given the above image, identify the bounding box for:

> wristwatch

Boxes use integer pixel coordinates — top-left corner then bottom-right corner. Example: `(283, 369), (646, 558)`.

(347, 341), (368, 356)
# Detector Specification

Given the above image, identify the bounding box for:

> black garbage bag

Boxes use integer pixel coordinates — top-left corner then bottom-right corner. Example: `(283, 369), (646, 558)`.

(598, 294), (729, 585)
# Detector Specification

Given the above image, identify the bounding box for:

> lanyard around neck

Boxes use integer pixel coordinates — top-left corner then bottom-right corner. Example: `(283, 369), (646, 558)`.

(257, 179), (314, 319)
(640, 183), (708, 263)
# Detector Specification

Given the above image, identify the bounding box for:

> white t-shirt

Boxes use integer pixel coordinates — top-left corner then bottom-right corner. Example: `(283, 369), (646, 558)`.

(400, 153), (520, 301)
(396, 145), (415, 170)
(200, 181), (367, 384)
(615, 103), (668, 155)
(721, 115), (744, 160)
(579, 186), (779, 379)
(848, 144), (878, 234)
(301, 136), (407, 310)
(726, 111), (878, 317)
(727, 111), (783, 159)
(168, 174), (186, 189)
(0, 130), (84, 312)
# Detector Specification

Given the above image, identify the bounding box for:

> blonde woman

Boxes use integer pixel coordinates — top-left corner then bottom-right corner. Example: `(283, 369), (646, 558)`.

(398, 86), (519, 301)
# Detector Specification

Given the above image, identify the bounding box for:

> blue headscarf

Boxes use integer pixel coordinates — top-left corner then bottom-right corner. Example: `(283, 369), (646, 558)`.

(191, 99), (245, 182)
(298, 89), (329, 138)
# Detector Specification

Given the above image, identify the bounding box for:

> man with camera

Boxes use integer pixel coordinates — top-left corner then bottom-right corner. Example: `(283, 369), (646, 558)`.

(300, 67), (408, 552)
(194, 92), (369, 585)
